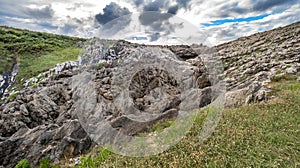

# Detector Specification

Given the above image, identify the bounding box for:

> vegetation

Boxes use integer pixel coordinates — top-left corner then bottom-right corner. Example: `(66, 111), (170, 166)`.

(17, 47), (83, 82)
(0, 26), (86, 87)
(270, 74), (297, 82)
(15, 159), (30, 168)
(7, 91), (19, 101)
(76, 148), (111, 168)
(150, 120), (174, 133)
(38, 158), (51, 168)
(69, 77), (299, 167)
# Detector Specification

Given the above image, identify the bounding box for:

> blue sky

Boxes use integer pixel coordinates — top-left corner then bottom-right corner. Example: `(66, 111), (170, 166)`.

(0, 0), (299, 45)
(202, 13), (271, 27)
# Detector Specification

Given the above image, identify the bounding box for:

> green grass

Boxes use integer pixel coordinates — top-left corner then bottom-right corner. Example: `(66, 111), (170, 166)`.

(76, 148), (111, 168)
(17, 47), (83, 82)
(0, 26), (86, 87)
(7, 91), (19, 101)
(67, 78), (299, 168)
(150, 120), (174, 133)
(15, 159), (30, 168)
(271, 74), (298, 82)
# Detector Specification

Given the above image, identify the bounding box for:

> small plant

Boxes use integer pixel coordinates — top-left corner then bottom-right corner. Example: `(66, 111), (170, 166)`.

(15, 159), (30, 168)
(77, 147), (111, 168)
(8, 91), (19, 101)
(97, 61), (106, 69)
(271, 74), (297, 82)
(275, 70), (282, 75)
(150, 120), (174, 133)
(39, 158), (51, 168)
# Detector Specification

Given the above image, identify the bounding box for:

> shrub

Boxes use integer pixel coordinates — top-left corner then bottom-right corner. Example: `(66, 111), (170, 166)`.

(15, 159), (30, 168)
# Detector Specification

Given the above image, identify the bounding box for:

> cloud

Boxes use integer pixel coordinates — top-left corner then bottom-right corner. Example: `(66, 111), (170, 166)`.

(201, 3), (300, 46)
(252, 0), (296, 12)
(202, 13), (271, 27)
(176, 0), (192, 8)
(167, 5), (179, 14)
(134, 0), (144, 7)
(59, 23), (78, 34)
(0, 0), (300, 45)
(95, 2), (131, 25)
(143, 0), (169, 11)
(23, 5), (54, 19)
(138, 11), (177, 34)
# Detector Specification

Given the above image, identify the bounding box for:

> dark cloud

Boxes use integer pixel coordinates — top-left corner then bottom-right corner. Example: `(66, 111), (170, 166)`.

(208, 0), (298, 18)
(252, 0), (295, 12)
(168, 5), (179, 14)
(138, 12), (181, 36)
(98, 13), (132, 38)
(134, 0), (145, 7)
(142, 0), (191, 12)
(212, 2), (244, 17)
(139, 12), (172, 26)
(143, 0), (168, 12)
(23, 5), (54, 19)
(95, 2), (131, 25)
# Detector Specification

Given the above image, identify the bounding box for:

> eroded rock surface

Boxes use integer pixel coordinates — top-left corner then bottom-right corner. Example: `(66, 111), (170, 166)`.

(0, 38), (212, 167)
(216, 22), (300, 107)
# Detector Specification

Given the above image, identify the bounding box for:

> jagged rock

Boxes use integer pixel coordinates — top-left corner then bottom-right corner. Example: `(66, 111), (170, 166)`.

(55, 61), (79, 75)
(0, 38), (213, 167)
(225, 81), (269, 107)
(217, 22), (300, 106)
(285, 66), (299, 74)
(0, 121), (92, 167)
(168, 45), (198, 59)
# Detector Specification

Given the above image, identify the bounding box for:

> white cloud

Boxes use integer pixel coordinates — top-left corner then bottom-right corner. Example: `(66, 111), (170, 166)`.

(0, 0), (299, 45)
(200, 3), (300, 46)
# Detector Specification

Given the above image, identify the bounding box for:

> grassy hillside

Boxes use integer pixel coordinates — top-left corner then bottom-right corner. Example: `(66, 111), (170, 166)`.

(58, 76), (298, 168)
(0, 26), (86, 86)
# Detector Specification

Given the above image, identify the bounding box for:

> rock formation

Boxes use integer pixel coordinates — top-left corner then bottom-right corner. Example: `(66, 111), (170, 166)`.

(0, 38), (213, 167)
(0, 21), (299, 167)
(217, 22), (300, 107)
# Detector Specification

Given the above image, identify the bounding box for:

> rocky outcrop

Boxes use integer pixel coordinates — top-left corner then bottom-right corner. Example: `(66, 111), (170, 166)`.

(216, 21), (300, 107)
(0, 70), (93, 167)
(0, 38), (213, 167)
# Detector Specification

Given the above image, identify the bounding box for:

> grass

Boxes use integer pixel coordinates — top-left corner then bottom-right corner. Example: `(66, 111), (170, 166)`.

(7, 91), (19, 101)
(150, 120), (174, 133)
(66, 78), (299, 168)
(15, 159), (30, 168)
(0, 26), (86, 87)
(16, 47), (83, 82)
(270, 74), (297, 82)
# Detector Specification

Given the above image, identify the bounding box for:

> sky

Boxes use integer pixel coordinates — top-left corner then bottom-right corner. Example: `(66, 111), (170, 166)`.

(0, 0), (299, 46)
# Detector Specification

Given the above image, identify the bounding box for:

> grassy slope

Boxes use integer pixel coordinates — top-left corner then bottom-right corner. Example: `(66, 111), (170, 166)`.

(0, 26), (86, 86)
(72, 77), (299, 168)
